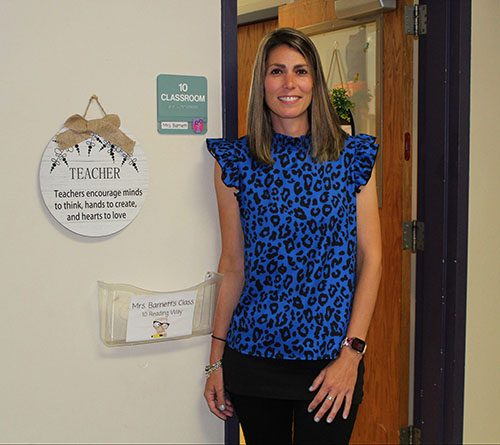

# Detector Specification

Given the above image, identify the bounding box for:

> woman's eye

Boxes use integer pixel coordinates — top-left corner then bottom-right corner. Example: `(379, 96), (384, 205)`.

(270, 68), (282, 75)
(296, 69), (308, 75)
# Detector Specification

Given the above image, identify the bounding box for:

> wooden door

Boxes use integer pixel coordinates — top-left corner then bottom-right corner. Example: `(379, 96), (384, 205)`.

(278, 1), (414, 443)
(236, 0), (413, 443)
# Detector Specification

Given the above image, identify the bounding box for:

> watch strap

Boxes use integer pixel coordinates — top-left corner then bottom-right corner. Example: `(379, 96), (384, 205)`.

(341, 336), (367, 354)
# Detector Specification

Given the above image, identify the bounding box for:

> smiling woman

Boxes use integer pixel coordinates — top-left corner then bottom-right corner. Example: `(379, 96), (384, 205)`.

(204, 27), (381, 445)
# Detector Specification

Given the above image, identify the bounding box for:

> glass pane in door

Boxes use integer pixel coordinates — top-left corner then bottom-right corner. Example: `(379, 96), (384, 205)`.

(311, 22), (379, 137)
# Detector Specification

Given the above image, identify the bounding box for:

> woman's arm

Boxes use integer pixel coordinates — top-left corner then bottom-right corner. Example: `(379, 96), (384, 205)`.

(346, 168), (383, 341)
(307, 170), (382, 423)
(204, 162), (246, 420)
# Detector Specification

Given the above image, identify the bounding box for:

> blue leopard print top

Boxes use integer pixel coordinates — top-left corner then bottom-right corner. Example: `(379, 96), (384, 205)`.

(207, 133), (378, 360)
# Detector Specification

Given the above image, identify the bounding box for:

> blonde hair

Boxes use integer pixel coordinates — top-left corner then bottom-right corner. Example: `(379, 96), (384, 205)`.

(247, 27), (346, 164)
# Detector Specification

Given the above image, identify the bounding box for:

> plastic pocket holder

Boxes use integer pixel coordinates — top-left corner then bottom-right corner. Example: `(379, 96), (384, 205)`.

(98, 272), (222, 346)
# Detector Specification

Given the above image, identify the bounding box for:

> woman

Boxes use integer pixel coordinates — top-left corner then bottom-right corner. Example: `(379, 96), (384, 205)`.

(204, 28), (381, 444)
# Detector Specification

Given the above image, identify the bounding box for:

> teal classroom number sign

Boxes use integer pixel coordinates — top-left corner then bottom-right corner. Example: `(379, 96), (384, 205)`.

(157, 74), (207, 135)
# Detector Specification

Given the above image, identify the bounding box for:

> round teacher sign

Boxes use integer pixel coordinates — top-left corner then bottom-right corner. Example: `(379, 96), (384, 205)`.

(39, 114), (148, 237)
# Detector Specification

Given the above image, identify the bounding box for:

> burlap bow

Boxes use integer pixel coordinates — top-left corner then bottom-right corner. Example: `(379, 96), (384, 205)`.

(55, 114), (136, 154)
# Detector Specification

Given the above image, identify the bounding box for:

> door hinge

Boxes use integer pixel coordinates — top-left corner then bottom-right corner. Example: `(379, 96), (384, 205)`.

(403, 220), (424, 251)
(405, 4), (427, 36)
(400, 425), (422, 444)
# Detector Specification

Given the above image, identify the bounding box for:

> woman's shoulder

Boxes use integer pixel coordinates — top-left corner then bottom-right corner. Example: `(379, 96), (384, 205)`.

(344, 133), (377, 150)
(206, 135), (250, 161)
(205, 136), (250, 189)
(206, 135), (249, 150)
(342, 133), (378, 160)
(343, 133), (379, 191)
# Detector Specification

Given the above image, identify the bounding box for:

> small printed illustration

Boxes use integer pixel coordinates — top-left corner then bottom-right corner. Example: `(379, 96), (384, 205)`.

(39, 95), (149, 237)
(151, 317), (171, 339)
(192, 118), (204, 134)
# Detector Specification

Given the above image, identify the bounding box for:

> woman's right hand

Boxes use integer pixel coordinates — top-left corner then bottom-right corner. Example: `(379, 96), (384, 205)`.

(204, 368), (234, 420)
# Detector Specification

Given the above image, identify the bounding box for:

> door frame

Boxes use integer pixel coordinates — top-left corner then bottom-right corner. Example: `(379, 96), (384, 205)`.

(221, 1), (241, 443)
(414, 0), (471, 443)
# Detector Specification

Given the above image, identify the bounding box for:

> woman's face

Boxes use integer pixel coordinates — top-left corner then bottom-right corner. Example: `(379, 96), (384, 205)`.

(264, 44), (313, 135)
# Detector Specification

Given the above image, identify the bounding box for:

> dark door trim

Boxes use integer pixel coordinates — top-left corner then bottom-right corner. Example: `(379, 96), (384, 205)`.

(221, 1), (240, 444)
(222, 0), (238, 142)
(414, 1), (471, 443)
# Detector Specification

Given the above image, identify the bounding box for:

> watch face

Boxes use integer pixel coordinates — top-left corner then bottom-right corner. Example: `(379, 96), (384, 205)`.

(351, 338), (366, 353)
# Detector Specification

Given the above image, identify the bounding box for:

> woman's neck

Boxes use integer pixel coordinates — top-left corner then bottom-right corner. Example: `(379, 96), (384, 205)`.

(271, 115), (310, 138)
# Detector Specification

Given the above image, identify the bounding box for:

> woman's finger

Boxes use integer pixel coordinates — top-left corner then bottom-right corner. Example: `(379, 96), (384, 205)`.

(308, 369), (326, 392)
(327, 393), (346, 423)
(341, 392), (353, 420)
(311, 393), (336, 423)
(216, 387), (228, 412)
(307, 386), (329, 413)
(223, 396), (234, 414)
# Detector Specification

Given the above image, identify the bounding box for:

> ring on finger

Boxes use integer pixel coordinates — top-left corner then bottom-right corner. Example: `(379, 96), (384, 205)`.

(326, 394), (334, 402)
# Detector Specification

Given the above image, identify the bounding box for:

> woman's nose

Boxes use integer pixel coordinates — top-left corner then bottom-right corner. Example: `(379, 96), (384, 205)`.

(283, 73), (295, 88)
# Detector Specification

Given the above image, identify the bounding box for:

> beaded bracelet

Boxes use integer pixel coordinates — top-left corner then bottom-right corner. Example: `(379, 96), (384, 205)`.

(205, 359), (223, 378)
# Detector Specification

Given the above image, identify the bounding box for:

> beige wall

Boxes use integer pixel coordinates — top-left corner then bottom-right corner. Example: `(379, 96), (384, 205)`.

(0, 0), (224, 443)
(464, 0), (500, 443)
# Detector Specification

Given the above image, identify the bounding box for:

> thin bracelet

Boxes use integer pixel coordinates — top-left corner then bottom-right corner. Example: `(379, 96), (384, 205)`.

(211, 334), (226, 343)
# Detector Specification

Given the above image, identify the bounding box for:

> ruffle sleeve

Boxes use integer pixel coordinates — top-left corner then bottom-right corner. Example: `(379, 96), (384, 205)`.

(349, 134), (379, 192)
(206, 138), (246, 189)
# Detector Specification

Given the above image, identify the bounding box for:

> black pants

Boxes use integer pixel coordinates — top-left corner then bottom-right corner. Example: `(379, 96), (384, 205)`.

(228, 392), (359, 445)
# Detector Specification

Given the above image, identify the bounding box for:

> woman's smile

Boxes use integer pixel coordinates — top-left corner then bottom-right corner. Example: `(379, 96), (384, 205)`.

(278, 95), (301, 102)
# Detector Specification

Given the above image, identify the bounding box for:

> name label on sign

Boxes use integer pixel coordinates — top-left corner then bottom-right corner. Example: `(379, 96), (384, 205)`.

(126, 290), (197, 342)
(161, 121), (189, 130)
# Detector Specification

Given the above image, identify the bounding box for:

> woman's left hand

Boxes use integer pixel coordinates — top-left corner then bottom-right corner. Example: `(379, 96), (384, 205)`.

(307, 348), (362, 423)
